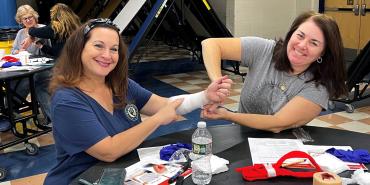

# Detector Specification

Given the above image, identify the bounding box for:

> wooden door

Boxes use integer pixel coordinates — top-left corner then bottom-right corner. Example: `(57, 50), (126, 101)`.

(325, 11), (361, 50)
(325, 0), (361, 61)
(359, 0), (370, 49)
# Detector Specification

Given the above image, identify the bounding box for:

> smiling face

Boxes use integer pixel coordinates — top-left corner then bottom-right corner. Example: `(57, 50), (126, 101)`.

(81, 27), (119, 80)
(21, 14), (37, 28)
(287, 19), (325, 74)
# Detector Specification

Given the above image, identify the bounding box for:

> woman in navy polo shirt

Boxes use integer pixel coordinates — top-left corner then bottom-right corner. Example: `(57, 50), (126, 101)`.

(44, 19), (232, 185)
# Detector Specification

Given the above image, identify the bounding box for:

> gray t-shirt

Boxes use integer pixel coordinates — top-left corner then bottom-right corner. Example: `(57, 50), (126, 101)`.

(11, 24), (51, 55)
(239, 37), (328, 115)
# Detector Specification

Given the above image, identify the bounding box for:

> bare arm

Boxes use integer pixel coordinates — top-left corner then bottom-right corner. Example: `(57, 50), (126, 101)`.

(85, 75), (234, 162)
(203, 96), (322, 133)
(140, 94), (169, 116)
(85, 95), (182, 162)
(201, 38), (242, 81)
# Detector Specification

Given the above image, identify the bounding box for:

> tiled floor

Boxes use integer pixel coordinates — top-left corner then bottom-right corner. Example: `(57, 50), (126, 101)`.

(1, 70), (370, 184)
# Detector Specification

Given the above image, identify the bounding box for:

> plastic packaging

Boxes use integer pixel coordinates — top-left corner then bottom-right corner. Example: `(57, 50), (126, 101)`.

(292, 127), (314, 143)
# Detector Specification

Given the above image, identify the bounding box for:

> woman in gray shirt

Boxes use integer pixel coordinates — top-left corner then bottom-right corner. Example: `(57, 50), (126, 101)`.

(10, 5), (52, 121)
(201, 11), (347, 133)
(11, 4), (49, 55)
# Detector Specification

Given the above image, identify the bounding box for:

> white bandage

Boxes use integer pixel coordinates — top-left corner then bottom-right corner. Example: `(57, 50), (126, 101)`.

(169, 91), (209, 115)
(263, 164), (277, 177)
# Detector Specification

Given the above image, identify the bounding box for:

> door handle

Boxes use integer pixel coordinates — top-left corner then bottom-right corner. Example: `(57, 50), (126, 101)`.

(354, 4), (360, 15)
(361, 1), (366, 16)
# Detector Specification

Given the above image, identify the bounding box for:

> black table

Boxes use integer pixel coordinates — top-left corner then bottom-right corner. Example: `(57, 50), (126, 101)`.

(0, 65), (53, 152)
(71, 124), (370, 185)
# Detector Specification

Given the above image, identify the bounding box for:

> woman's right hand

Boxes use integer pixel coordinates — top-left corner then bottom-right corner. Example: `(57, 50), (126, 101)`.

(20, 37), (33, 49)
(153, 98), (184, 125)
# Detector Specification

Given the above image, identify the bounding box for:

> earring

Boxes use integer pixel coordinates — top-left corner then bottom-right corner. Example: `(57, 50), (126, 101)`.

(316, 57), (323, 64)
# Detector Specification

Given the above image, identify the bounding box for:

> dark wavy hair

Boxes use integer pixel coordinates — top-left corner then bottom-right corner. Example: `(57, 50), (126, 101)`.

(49, 19), (128, 108)
(273, 11), (347, 99)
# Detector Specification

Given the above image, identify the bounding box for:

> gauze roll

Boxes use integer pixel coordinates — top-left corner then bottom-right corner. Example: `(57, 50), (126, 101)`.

(169, 91), (209, 115)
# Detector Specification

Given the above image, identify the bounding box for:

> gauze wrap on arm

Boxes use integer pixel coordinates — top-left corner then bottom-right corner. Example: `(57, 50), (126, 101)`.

(169, 91), (209, 115)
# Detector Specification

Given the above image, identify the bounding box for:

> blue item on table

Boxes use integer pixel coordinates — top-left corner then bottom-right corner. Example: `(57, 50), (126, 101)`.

(160, 142), (191, 161)
(326, 148), (370, 164)
(2, 61), (22, 68)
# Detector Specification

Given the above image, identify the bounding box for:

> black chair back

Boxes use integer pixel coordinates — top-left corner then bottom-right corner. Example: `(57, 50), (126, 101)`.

(346, 40), (370, 91)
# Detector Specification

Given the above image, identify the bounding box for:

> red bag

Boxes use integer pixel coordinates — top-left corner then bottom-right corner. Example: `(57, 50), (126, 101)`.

(236, 151), (322, 181)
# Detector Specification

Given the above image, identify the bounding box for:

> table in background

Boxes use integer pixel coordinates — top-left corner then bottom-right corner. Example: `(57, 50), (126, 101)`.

(0, 65), (53, 153)
(71, 124), (370, 185)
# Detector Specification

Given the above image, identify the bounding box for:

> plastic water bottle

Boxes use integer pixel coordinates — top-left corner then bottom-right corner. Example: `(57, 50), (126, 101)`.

(192, 155), (212, 185)
(191, 121), (212, 159)
(191, 121), (212, 184)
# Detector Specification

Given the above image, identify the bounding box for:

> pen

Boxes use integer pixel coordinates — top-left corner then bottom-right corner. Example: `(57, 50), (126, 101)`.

(78, 178), (95, 185)
(281, 159), (306, 168)
(167, 162), (190, 184)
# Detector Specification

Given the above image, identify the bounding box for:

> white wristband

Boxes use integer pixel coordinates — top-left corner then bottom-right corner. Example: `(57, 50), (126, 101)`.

(169, 91), (209, 115)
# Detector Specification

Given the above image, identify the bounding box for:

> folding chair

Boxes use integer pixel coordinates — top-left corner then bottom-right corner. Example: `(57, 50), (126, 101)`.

(329, 40), (370, 113)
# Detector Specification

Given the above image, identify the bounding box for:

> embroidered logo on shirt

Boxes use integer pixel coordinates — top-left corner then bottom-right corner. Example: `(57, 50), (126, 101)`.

(124, 104), (139, 121)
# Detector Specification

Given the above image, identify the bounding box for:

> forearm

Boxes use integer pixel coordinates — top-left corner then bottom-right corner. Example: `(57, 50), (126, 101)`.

(202, 39), (223, 81)
(91, 116), (162, 162)
(224, 112), (298, 133)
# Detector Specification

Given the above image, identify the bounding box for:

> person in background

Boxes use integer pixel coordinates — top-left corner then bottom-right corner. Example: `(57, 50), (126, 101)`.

(201, 11), (347, 133)
(22, 3), (80, 57)
(18, 3), (80, 122)
(10, 4), (51, 123)
(43, 19), (232, 184)
(11, 4), (49, 55)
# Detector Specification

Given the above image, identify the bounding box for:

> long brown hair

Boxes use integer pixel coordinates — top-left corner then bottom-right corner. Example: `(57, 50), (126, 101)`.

(49, 19), (128, 108)
(50, 3), (81, 41)
(273, 11), (347, 99)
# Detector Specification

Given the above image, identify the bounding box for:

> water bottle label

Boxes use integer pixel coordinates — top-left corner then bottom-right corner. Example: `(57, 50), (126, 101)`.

(192, 142), (212, 155)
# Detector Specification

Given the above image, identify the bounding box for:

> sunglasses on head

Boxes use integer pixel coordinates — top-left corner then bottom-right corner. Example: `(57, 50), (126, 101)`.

(83, 18), (120, 36)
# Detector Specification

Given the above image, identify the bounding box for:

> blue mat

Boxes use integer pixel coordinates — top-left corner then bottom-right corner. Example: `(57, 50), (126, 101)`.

(0, 145), (56, 181)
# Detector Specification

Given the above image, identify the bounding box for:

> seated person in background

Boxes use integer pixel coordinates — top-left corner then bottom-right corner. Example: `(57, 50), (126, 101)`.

(18, 3), (80, 121)
(43, 19), (232, 185)
(11, 4), (50, 55)
(201, 11), (347, 133)
(22, 3), (80, 57)
(10, 4), (52, 122)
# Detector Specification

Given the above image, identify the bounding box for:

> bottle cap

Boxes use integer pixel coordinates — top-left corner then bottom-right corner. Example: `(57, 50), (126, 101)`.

(197, 121), (206, 128)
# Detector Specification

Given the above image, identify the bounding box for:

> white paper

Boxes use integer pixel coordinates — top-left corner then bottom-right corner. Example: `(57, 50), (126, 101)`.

(28, 57), (53, 65)
(1, 65), (40, 71)
(125, 160), (184, 185)
(248, 138), (306, 164)
(303, 145), (352, 154)
(304, 145), (367, 171)
(137, 145), (166, 162)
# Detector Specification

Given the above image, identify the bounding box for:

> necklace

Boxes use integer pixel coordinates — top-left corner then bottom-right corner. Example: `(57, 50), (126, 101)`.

(279, 81), (287, 92)
(279, 72), (300, 92)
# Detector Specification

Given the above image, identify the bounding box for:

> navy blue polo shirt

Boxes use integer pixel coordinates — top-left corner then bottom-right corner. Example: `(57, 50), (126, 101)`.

(44, 79), (151, 185)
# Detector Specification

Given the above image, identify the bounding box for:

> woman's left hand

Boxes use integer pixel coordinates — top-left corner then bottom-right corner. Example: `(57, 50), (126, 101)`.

(205, 75), (233, 104)
(201, 105), (229, 120)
